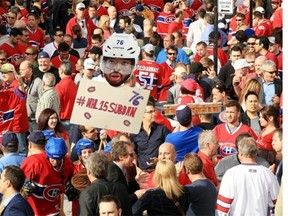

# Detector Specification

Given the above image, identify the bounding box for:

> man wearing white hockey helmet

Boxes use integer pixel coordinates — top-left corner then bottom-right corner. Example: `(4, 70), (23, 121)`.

(101, 33), (140, 87)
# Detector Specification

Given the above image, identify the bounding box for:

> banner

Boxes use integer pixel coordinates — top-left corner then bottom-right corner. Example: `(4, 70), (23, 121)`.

(70, 79), (150, 134)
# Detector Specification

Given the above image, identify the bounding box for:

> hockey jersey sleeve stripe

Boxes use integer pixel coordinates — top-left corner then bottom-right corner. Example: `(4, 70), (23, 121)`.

(216, 203), (230, 213)
(217, 194), (233, 204)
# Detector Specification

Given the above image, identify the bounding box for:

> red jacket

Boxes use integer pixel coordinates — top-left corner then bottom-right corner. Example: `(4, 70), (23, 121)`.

(66, 17), (96, 45)
(55, 77), (78, 120)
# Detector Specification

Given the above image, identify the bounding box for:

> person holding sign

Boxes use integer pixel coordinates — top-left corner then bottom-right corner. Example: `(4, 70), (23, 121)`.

(100, 33), (140, 87)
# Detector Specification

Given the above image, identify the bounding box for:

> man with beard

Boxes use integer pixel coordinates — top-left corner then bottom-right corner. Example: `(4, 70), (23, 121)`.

(100, 33), (140, 87)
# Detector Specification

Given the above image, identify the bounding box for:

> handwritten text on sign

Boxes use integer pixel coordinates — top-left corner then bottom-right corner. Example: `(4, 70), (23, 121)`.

(70, 79), (150, 134)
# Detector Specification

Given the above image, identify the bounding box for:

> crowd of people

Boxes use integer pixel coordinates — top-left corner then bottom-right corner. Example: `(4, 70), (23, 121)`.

(0, 0), (283, 215)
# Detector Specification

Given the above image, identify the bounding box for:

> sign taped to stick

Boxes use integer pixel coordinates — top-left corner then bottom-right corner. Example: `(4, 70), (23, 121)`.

(71, 79), (150, 134)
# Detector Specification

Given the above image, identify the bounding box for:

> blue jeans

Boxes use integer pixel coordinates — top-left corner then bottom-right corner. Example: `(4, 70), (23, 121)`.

(15, 131), (29, 157)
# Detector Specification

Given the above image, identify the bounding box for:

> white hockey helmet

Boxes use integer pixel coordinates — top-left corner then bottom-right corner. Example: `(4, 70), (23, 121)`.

(102, 33), (140, 65)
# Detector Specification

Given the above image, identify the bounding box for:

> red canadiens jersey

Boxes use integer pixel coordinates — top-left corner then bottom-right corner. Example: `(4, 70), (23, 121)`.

(214, 123), (257, 158)
(182, 8), (195, 38)
(134, 59), (163, 100)
(26, 26), (45, 49)
(143, 0), (164, 20)
(194, 47), (228, 68)
(21, 153), (74, 216)
(271, 8), (282, 29)
(51, 55), (78, 77)
(206, 46), (228, 67)
(0, 42), (23, 69)
(0, 89), (25, 144)
(254, 21), (271, 37)
(156, 11), (175, 38)
(114, 0), (135, 17)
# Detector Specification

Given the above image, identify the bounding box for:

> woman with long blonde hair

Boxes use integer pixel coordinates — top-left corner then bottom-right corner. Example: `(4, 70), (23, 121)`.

(132, 160), (190, 215)
(98, 15), (113, 40)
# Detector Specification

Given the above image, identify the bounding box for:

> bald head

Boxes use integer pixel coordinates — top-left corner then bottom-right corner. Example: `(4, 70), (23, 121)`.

(158, 143), (177, 162)
(107, 6), (117, 19)
(255, 55), (267, 76)
(19, 60), (33, 79)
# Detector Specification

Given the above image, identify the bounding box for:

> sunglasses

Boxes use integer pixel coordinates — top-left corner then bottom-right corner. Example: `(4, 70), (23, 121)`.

(247, 42), (255, 45)
(167, 52), (176, 56)
(55, 34), (64, 37)
(25, 52), (34, 56)
(0, 58), (6, 61)
(236, 19), (243, 21)
(7, 16), (16, 19)
(265, 70), (277, 74)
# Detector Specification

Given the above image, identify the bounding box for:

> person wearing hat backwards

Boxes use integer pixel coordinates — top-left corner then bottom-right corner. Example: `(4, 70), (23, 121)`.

(165, 105), (202, 162)
(21, 137), (74, 216)
(0, 132), (26, 175)
(27, 130), (46, 156)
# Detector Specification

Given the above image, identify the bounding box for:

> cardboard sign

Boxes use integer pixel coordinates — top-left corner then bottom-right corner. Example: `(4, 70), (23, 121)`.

(70, 79), (150, 134)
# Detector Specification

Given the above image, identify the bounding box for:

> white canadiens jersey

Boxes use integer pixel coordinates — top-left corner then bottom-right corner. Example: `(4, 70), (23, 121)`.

(216, 164), (279, 216)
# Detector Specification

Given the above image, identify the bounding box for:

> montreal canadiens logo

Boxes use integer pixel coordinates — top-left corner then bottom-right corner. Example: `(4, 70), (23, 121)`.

(165, 16), (175, 23)
(149, 5), (161, 12)
(219, 143), (237, 157)
(43, 184), (61, 202)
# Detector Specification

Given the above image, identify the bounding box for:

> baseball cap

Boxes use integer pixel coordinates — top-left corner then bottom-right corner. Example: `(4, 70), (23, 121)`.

(180, 78), (197, 92)
(136, 4), (144, 12)
(84, 58), (95, 70)
(255, 7), (265, 14)
(76, 2), (85, 10)
(272, 0), (280, 3)
(176, 105), (192, 125)
(38, 51), (50, 59)
(2, 132), (18, 147)
(190, 62), (204, 74)
(28, 131), (46, 145)
(172, 67), (187, 76)
(268, 37), (276, 44)
(89, 46), (103, 55)
(142, 43), (155, 55)
(244, 28), (255, 37)
(0, 63), (15, 73)
(233, 59), (252, 70)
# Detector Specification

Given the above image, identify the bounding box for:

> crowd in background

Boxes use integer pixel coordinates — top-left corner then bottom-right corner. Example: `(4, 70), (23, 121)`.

(0, 0), (283, 215)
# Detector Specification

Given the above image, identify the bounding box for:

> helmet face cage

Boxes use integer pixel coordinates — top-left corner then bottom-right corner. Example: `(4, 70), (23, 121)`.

(100, 33), (140, 73)
(45, 137), (67, 159)
(75, 139), (95, 155)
